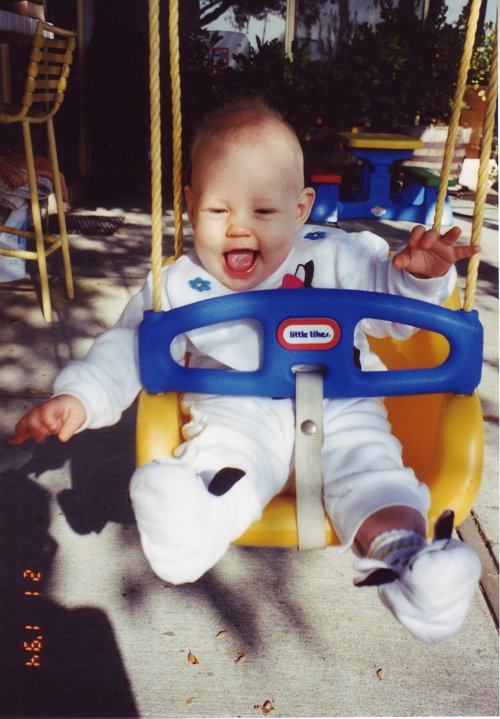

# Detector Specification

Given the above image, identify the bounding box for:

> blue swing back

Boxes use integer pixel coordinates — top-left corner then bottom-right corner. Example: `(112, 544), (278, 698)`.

(138, 289), (483, 398)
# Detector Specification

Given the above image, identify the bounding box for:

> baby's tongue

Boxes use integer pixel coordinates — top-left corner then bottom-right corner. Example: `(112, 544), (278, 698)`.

(226, 250), (255, 272)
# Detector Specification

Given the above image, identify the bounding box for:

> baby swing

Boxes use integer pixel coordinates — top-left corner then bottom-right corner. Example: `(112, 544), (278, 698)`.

(136, 0), (496, 550)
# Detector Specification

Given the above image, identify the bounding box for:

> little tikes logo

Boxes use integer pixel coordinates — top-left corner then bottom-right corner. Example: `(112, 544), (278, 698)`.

(277, 318), (341, 350)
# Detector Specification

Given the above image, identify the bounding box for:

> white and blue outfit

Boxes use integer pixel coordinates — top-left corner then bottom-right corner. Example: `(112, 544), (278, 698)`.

(54, 227), (457, 587)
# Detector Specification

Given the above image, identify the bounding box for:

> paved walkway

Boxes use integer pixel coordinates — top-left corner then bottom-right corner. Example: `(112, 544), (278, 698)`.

(0, 194), (498, 718)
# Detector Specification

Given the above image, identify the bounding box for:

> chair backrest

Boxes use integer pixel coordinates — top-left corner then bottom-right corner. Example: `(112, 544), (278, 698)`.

(20, 21), (77, 123)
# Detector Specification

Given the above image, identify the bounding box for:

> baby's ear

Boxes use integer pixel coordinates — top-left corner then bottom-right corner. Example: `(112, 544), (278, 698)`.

(296, 187), (315, 226)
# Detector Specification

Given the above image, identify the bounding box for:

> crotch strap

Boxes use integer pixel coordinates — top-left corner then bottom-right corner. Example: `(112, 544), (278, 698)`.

(293, 366), (327, 551)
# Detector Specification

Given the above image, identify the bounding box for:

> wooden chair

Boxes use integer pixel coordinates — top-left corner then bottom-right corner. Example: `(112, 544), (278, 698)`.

(0, 21), (77, 322)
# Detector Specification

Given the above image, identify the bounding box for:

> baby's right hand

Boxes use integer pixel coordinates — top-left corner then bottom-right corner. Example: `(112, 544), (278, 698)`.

(8, 394), (87, 445)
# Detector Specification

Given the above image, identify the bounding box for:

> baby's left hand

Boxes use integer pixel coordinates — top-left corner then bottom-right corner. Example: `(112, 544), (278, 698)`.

(392, 225), (480, 278)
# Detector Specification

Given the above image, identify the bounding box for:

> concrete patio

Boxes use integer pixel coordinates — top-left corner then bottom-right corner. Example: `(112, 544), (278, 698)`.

(0, 191), (498, 718)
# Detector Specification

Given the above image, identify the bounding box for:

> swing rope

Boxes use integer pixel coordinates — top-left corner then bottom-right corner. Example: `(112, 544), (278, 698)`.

(148, 0), (163, 312)
(168, 0), (184, 262)
(432, 0), (482, 233)
(431, 0), (495, 313)
(464, 23), (497, 312)
(149, 0), (183, 312)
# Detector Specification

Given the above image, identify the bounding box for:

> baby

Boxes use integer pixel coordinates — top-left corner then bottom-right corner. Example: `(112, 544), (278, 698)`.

(10, 98), (481, 644)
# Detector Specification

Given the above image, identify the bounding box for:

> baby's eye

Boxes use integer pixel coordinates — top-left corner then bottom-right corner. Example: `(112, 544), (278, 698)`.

(255, 208), (276, 215)
(208, 208), (227, 214)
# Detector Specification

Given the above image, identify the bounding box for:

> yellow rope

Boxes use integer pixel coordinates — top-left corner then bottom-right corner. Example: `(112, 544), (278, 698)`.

(168, 0), (184, 259)
(432, 0), (482, 232)
(463, 23), (498, 312)
(148, 0), (163, 312)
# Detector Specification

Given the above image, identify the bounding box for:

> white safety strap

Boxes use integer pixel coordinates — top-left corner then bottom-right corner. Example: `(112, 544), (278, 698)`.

(293, 366), (327, 550)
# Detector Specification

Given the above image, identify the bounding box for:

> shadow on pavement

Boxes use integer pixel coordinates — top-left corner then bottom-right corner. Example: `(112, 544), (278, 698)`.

(0, 407), (140, 718)
(53, 405), (137, 534)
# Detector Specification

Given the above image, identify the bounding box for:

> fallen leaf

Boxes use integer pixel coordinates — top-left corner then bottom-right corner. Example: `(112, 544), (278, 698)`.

(216, 630), (228, 640)
(235, 649), (246, 664)
(187, 651), (199, 665)
(255, 700), (274, 714)
(253, 700), (274, 714)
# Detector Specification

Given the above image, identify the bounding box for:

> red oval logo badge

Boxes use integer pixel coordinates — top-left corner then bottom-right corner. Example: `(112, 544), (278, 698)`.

(277, 318), (341, 350)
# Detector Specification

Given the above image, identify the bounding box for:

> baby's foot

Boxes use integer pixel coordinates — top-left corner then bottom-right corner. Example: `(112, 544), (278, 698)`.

(354, 511), (482, 643)
(130, 460), (260, 584)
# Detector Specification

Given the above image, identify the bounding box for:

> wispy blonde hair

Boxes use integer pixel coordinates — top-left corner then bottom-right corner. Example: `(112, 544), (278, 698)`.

(189, 97), (305, 186)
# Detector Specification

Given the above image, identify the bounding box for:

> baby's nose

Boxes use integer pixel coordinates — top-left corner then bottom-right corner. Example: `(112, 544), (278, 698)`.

(227, 213), (252, 237)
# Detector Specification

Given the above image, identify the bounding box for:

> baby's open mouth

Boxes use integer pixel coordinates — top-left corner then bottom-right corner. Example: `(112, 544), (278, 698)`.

(224, 249), (258, 274)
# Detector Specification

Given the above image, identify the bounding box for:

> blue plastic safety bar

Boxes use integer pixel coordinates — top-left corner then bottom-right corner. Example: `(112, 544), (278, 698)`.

(139, 289), (483, 398)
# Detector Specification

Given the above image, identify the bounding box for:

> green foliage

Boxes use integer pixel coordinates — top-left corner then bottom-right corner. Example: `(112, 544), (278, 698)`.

(180, 1), (491, 148)
(468, 22), (496, 88)
(181, 31), (341, 148)
(180, 32), (332, 148)
(330, 0), (471, 130)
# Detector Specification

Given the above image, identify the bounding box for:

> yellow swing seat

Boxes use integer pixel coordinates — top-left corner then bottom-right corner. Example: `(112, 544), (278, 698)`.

(136, 288), (483, 546)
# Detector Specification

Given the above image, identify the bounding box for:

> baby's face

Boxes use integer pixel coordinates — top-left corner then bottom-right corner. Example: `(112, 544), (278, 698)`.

(185, 130), (314, 291)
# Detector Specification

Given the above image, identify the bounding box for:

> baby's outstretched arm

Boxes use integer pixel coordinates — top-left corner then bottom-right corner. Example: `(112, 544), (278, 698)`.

(8, 394), (86, 445)
(392, 225), (480, 278)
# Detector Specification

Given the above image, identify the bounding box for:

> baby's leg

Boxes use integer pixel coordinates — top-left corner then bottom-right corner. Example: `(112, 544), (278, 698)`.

(322, 397), (481, 643)
(130, 395), (294, 584)
(321, 396), (430, 548)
